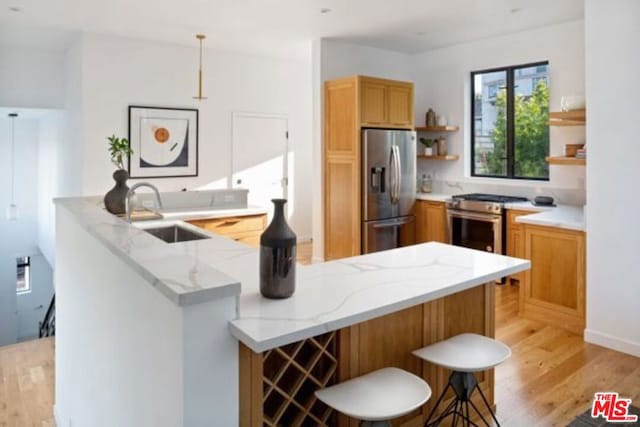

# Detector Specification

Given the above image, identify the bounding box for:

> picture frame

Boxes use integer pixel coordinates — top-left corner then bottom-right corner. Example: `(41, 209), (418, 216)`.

(128, 105), (199, 178)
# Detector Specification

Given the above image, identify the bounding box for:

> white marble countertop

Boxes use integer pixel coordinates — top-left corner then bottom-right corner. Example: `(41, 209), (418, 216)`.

(514, 205), (585, 231)
(414, 194), (585, 231)
(56, 197), (532, 353)
(416, 192), (450, 202)
(228, 243), (529, 353)
(55, 197), (255, 306)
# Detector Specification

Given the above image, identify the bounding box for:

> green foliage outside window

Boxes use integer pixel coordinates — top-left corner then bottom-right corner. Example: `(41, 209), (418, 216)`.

(485, 81), (549, 179)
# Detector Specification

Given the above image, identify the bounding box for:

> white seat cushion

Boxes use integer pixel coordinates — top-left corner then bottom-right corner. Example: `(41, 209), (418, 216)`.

(412, 333), (511, 372)
(315, 367), (431, 421)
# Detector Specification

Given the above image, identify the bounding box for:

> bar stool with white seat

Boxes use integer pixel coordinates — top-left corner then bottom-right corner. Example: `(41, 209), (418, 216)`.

(412, 333), (511, 427)
(315, 367), (432, 427)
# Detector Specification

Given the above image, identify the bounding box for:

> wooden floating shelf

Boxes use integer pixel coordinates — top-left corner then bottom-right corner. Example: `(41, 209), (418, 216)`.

(546, 156), (586, 165)
(417, 155), (460, 161)
(548, 109), (586, 126)
(415, 125), (459, 132)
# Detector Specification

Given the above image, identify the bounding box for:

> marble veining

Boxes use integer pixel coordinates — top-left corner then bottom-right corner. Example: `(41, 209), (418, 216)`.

(55, 197), (242, 306)
(229, 243), (530, 353)
(56, 197), (530, 353)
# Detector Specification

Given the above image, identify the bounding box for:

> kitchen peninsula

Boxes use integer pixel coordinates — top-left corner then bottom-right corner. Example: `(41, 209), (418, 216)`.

(54, 197), (529, 427)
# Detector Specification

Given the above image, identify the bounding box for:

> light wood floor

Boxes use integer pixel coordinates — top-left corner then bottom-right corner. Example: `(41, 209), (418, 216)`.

(495, 283), (640, 426)
(1, 245), (638, 427)
(0, 337), (55, 427)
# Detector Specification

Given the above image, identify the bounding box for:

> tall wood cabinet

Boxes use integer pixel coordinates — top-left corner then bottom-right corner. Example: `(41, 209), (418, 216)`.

(324, 76), (414, 261)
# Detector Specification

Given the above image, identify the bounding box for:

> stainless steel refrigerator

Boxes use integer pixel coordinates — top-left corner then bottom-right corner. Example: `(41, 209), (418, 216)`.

(362, 129), (416, 253)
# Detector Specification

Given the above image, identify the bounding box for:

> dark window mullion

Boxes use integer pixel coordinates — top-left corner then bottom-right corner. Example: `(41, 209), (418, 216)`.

(506, 68), (515, 178)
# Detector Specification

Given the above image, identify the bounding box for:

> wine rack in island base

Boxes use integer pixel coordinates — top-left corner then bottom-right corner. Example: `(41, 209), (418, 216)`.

(239, 284), (497, 427)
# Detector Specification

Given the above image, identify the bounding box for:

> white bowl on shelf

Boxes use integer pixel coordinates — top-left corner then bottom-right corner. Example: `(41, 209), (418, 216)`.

(560, 95), (586, 111)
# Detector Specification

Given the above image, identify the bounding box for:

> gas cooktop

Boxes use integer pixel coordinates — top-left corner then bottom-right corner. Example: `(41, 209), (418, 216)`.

(451, 193), (529, 204)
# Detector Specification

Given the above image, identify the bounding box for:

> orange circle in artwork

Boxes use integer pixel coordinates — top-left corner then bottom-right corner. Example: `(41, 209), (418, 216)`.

(154, 128), (170, 143)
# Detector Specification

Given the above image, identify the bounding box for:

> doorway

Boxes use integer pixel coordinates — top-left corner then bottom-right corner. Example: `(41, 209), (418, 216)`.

(231, 112), (289, 219)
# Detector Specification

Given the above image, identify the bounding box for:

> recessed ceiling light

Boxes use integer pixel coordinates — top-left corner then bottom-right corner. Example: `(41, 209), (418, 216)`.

(510, 7), (522, 13)
(320, 8), (332, 14)
(9, 6), (21, 12)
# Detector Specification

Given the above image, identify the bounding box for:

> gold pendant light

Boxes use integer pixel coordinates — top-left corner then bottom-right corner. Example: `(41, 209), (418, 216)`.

(193, 34), (208, 100)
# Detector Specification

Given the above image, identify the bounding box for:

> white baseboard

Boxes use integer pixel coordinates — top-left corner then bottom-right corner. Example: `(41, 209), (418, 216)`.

(297, 236), (312, 243)
(584, 329), (640, 357)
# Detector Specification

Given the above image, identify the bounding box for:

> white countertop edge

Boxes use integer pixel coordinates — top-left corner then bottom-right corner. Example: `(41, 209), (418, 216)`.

(515, 216), (585, 232)
(415, 193), (451, 202)
(229, 260), (530, 353)
(55, 197), (243, 306)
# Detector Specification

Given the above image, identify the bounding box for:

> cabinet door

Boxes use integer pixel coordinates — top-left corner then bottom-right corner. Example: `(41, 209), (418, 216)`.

(324, 158), (360, 260)
(416, 201), (447, 243)
(360, 80), (387, 126)
(506, 210), (531, 282)
(426, 202), (447, 243)
(520, 225), (585, 334)
(387, 84), (413, 127)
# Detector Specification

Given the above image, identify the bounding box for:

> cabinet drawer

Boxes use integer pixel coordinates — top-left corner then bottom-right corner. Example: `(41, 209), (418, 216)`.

(190, 214), (266, 236)
(227, 231), (262, 248)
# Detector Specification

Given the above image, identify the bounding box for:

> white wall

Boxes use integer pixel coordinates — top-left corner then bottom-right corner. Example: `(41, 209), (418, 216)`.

(411, 20), (586, 197)
(37, 111), (65, 265)
(73, 33), (313, 239)
(0, 46), (65, 109)
(584, 0), (640, 357)
(0, 115), (40, 346)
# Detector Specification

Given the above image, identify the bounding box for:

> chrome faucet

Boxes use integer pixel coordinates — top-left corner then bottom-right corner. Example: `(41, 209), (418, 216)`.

(125, 182), (163, 223)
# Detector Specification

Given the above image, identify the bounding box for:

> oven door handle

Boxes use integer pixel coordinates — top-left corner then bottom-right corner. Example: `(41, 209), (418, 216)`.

(446, 210), (502, 223)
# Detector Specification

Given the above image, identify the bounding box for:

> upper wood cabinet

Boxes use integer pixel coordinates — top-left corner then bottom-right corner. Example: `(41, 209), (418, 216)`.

(324, 75), (415, 261)
(359, 76), (414, 128)
(416, 200), (447, 244)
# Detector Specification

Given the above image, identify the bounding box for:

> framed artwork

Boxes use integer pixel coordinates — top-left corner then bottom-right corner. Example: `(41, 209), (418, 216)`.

(128, 106), (199, 178)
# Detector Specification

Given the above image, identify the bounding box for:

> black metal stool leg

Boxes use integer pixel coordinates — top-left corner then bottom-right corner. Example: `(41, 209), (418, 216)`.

(423, 371), (500, 427)
(476, 383), (501, 427)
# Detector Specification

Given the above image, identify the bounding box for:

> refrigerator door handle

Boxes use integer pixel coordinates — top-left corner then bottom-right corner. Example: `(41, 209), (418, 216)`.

(389, 145), (401, 204)
(371, 216), (415, 229)
(394, 145), (402, 203)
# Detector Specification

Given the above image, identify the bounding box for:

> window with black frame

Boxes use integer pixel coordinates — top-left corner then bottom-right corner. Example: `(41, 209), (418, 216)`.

(471, 62), (550, 180)
(17, 256), (31, 294)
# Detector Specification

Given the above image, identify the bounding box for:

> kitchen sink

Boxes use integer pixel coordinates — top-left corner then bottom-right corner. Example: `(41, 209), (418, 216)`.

(142, 225), (210, 244)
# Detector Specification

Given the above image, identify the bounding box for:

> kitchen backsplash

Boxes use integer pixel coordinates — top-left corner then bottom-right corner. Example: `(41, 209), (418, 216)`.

(136, 189), (249, 210)
(424, 179), (586, 206)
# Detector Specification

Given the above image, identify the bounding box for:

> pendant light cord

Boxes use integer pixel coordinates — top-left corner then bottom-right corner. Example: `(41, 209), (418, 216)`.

(10, 115), (15, 205)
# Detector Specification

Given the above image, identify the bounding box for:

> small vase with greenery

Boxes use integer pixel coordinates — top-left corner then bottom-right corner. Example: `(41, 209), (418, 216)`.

(104, 135), (134, 215)
(419, 137), (435, 156)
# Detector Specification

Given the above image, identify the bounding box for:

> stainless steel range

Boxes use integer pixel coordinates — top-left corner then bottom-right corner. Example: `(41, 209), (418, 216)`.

(446, 193), (528, 255)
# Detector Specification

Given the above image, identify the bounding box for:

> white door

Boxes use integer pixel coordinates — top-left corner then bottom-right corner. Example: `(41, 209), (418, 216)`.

(232, 113), (289, 218)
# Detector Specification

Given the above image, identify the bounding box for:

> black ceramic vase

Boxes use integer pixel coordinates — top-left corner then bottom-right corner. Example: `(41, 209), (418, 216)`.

(104, 169), (130, 215)
(260, 199), (297, 299)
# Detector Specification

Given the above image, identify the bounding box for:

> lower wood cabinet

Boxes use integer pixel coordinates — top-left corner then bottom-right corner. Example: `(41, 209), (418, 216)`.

(416, 200), (447, 243)
(519, 224), (586, 334)
(188, 214), (267, 247)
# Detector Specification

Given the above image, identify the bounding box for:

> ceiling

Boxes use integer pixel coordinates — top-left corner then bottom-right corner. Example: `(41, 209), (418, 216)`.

(0, 0), (584, 57)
